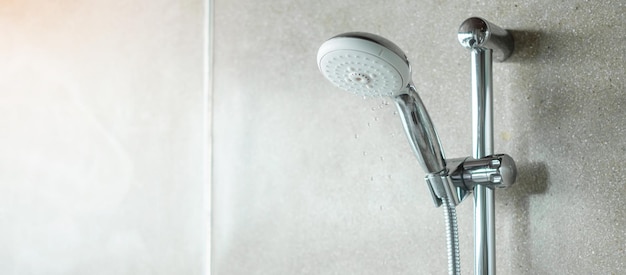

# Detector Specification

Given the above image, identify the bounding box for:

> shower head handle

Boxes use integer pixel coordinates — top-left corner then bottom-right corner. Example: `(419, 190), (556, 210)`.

(394, 85), (446, 174)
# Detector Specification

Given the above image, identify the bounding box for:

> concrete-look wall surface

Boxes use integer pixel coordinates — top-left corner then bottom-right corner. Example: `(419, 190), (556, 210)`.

(0, 1), (208, 274)
(213, 0), (625, 274)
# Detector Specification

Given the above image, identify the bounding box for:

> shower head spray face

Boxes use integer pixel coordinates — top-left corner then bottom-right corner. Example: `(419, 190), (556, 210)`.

(317, 32), (412, 97)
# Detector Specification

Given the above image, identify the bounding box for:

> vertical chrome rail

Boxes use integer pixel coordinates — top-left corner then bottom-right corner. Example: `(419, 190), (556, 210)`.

(458, 17), (514, 275)
(472, 48), (495, 275)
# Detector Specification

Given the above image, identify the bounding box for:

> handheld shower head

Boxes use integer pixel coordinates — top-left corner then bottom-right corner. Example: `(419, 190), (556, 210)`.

(317, 32), (446, 174)
(317, 32), (411, 97)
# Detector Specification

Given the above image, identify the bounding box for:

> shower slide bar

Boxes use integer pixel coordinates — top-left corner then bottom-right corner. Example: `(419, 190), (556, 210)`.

(457, 17), (516, 275)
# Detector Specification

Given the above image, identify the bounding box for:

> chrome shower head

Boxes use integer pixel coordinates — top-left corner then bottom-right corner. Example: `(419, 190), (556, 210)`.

(316, 32), (446, 174)
(317, 32), (412, 98)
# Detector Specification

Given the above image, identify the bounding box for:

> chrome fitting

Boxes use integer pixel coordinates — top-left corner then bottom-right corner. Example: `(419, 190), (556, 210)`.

(424, 170), (471, 207)
(457, 17), (515, 62)
(448, 154), (517, 190)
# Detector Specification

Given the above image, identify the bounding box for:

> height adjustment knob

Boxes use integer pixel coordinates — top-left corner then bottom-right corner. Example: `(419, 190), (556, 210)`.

(449, 154), (517, 189)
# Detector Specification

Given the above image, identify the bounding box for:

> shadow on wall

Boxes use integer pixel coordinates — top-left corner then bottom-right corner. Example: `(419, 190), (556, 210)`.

(498, 28), (549, 272)
(506, 30), (543, 63)
(497, 22), (626, 272)
(499, 161), (549, 271)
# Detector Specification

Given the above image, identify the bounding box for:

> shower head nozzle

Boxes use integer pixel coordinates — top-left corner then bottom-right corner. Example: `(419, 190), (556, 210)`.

(317, 32), (412, 98)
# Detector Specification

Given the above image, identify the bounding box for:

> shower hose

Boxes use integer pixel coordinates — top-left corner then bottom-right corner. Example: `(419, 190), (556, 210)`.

(441, 196), (461, 275)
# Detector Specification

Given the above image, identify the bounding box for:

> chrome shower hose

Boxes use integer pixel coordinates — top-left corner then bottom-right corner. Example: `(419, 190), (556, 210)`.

(441, 196), (460, 275)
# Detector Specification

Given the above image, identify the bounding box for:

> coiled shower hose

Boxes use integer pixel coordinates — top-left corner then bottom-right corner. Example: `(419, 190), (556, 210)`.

(441, 196), (460, 275)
